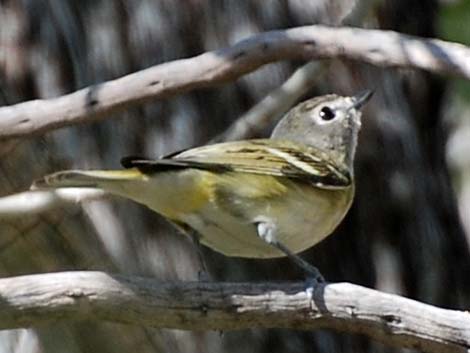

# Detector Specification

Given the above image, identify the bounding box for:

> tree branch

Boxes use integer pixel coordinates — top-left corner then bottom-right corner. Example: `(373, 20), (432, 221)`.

(0, 189), (107, 218)
(1, 25), (470, 140)
(211, 61), (327, 142)
(1, 271), (469, 353)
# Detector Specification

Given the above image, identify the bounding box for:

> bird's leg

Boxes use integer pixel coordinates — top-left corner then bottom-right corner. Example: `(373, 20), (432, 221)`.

(188, 230), (211, 282)
(173, 221), (211, 281)
(255, 221), (325, 284)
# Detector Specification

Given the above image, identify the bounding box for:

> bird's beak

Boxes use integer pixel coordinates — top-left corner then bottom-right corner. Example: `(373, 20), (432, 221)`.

(350, 89), (374, 110)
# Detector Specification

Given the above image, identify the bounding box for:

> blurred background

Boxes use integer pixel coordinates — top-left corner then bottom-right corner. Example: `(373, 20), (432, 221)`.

(1, 0), (470, 352)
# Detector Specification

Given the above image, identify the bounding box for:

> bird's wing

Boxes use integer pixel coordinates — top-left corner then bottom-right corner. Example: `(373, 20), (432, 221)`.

(121, 139), (351, 189)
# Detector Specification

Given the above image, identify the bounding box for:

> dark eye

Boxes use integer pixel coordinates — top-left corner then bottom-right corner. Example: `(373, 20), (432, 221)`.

(319, 106), (335, 121)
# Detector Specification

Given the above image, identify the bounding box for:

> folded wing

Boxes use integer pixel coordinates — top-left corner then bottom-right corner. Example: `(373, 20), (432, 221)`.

(121, 139), (351, 189)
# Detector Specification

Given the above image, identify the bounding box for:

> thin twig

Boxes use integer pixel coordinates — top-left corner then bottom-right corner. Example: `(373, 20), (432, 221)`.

(0, 189), (107, 218)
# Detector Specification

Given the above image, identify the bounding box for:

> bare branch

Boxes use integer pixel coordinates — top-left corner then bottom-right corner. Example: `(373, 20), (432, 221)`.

(0, 189), (106, 218)
(1, 271), (469, 353)
(211, 61), (327, 142)
(1, 25), (470, 140)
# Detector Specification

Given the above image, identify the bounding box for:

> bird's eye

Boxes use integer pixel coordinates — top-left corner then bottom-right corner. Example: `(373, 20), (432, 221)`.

(319, 106), (335, 121)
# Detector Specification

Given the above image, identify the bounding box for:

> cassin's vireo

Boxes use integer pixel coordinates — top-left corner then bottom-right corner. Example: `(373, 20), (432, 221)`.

(33, 90), (372, 280)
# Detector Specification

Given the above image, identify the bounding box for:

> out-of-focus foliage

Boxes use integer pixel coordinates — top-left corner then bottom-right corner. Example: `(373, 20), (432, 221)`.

(439, 0), (470, 44)
(439, 0), (470, 100)
(438, 0), (470, 241)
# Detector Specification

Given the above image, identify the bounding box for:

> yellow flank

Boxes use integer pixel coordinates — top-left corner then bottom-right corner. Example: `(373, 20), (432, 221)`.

(214, 172), (288, 199)
(170, 171), (215, 218)
(128, 170), (288, 221)
(139, 169), (217, 220)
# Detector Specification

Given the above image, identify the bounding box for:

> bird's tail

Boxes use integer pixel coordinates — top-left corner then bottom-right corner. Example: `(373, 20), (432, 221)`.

(31, 169), (144, 190)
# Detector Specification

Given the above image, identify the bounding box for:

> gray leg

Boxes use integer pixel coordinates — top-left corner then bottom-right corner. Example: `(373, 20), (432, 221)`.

(188, 230), (211, 282)
(256, 221), (324, 282)
(172, 221), (211, 281)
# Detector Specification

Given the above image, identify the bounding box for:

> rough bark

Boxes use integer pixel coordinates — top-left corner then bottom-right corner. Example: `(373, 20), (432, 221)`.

(1, 271), (469, 353)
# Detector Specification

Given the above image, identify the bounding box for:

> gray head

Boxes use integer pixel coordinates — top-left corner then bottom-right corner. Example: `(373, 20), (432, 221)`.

(271, 90), (373, 169)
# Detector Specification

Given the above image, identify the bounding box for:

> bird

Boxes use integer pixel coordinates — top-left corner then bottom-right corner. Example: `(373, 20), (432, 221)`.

(32, 90), (372, 281)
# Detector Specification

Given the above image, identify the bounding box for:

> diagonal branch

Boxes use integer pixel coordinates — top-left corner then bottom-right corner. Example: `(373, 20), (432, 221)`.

(1, 271), (469, 353)
(210, 61), (327, 142)
(1, 25), (470, 140)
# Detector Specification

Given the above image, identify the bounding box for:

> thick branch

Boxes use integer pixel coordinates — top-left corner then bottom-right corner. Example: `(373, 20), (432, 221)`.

(1, 271), (469, 353)
(1, 25), (470, 140)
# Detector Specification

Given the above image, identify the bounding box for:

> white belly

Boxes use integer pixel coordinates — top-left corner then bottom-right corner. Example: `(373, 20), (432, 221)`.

(180, 180), (353, 258)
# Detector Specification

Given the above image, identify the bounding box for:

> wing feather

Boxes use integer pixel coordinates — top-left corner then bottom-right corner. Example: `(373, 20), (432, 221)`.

(121, 139), (351, 189)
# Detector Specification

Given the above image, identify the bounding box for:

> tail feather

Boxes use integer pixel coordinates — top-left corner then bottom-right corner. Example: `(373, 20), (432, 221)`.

(31, 169), (143, 190)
